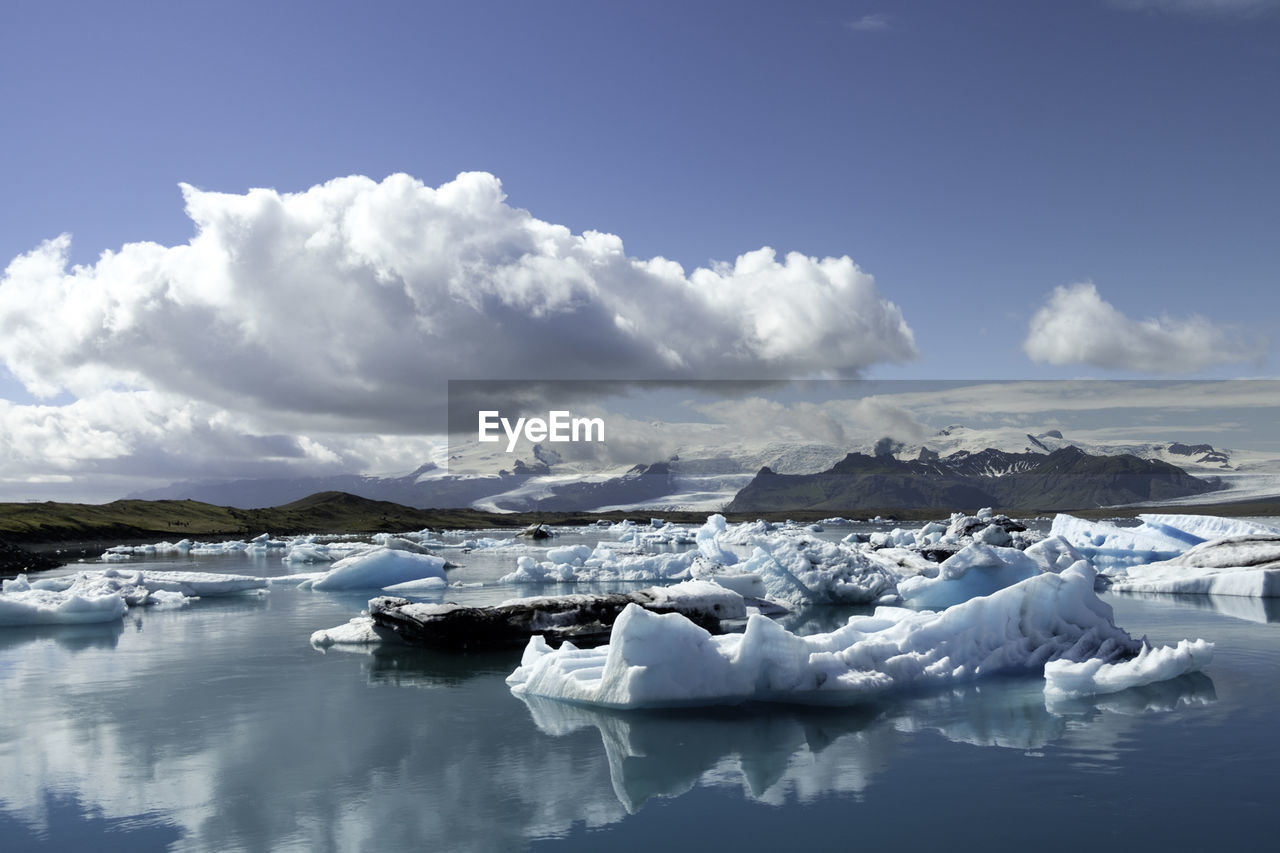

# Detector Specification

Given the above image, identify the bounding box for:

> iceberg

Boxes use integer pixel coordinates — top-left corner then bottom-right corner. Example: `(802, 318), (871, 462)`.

(1049, 515), (1189, 569)
(300, 548), (448, 591)
(0, 575), (128, 626)
(1104, 536), (1280, 597)
(0, 568), (267, 626)
(1134, 514), (1280, 546)
(897, 543), (1043, 609)
(310, 616), (394, 648)
(737, 537), (899, 605)
(1044, 639), (1214, 698)
(507, 562), (1209, 709)
(497, 547), (699, 584)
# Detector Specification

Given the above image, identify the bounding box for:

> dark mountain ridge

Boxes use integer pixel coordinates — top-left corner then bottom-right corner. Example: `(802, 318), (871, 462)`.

(726, 446), (1219, 513)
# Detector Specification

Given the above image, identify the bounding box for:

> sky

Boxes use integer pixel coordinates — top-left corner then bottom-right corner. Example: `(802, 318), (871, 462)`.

(1, 0), (1278, 501)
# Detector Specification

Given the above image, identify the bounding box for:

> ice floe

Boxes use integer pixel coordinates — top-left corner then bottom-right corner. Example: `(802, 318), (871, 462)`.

(0, 568), (267, 627)
(1103, 536), (1280, 597)
(1044, 639), (1214, 699)
(299, 549), (448, 591)
(508, 561), (1209, 708)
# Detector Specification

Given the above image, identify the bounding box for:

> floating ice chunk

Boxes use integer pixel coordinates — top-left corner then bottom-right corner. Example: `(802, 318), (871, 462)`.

(372, 533), (436, 554)
(1044, 639), (1213, 698)
(1135, 514), (1280, 547)
(310, 616), (392, 647)
(99, 551), (133, 562)
(498, 547), (699, 585)
(897, 543), (1043, 609)
(508, 563), (1173, 709)
(1105, 551), (1280, 598)
(501, 555), (578, 583)
(1097, 534), (1280, 597)
(1050, 515), (1187, 569)
(545, 544), (593, 566)
(302, 548), (448, 591)
(147, 589), (191, 610)
(381, 576), (448, 593)
(283, 544), (335, 563)
(973, 524), (1012, 547)
(636, 579), (747, 621)
(689, 558), (767, 599)
(26, 569), (266, 602)
(0, 580), (128, 626)
(1023, 536), (1089, 574)
(1162, 535), (1280, 570)
(738, 537), (898, 605)
(696, 515), (739, 565)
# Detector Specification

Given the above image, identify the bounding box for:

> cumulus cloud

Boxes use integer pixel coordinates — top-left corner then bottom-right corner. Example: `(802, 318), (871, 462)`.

(0, 172), (917, 496)
(0, 173), (916, 433)
(1023, 283), (1266, 373)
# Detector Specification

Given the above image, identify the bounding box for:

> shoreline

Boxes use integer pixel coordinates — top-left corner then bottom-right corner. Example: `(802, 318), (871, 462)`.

(5, 491), (1280, 579)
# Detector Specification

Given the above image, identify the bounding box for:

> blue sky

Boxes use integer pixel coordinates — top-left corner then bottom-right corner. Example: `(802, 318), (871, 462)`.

(1, 0), (1278, 499)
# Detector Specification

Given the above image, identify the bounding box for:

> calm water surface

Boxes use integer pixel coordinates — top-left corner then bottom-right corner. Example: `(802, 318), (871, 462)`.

(1, 525), (1276, 852)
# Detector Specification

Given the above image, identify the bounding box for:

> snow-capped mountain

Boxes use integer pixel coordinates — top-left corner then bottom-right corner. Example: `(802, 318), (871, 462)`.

(129, 423), (1280, 512)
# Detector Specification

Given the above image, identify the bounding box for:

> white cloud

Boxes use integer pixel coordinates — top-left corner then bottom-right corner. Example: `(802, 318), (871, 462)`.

(0, 173), (916, 431)
(0, 390), (441, 500)
(1022, 282), (1266, 373)
(0, 172), (917, 497)
(846, 13), (891, 32)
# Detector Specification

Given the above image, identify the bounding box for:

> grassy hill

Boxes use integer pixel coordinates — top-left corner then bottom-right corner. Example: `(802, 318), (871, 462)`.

(4, 489), (1280, 550)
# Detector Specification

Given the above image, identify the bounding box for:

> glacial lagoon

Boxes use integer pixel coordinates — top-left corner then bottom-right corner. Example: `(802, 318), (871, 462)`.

(1, 524), (1277, 852)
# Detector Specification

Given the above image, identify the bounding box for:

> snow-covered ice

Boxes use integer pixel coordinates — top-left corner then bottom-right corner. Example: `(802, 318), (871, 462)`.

(1044, 639), (1213, 698)
(310, 615), (390, 647)
(897, 543), (1044, 609)
(508, 562), (1206, 709)
(0, 574), (129, 626)
(0, 568), (267, 627)
(1104, 536), (1280, 597)
(299, 548), (448, 591)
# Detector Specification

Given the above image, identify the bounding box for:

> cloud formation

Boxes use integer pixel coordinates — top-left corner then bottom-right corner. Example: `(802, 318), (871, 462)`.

(1023, 283), (1266, 373)
(0, 172), (916, 430)
(0, 172), (916, 496)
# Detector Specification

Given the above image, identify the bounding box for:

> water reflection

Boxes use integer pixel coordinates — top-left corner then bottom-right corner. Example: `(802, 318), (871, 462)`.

(0, 620), (125, 653)
(0, 549), (1246, 853)
(1110, 591), (1280, 624)
(515, 672), (1218, 814)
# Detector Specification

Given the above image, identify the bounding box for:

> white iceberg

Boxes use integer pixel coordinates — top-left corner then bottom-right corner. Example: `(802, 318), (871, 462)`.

(1134, 514), (1280, 546)
(508, 562), (1203, 709)
(310, 615), (392, 647)
(0, 574), (128, 626)
(498, 547), (699, 584)
(300, 548), (448, 591)
(896, 543), (1043, 609)
(737, 537), (899, 606)
(1044, 639), (1213, 698)
(1104, 536), (1280, 597)
(1049, 514), (1189, 569)
(0, 568), (266, 626)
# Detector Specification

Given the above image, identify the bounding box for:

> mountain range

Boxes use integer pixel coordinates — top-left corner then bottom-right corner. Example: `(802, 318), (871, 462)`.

(725, 445), (1219, 513)
(125, 424), (1270, 513)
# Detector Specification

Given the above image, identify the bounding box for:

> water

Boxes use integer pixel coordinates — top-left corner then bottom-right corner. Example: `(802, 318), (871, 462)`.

(1, 526), (1277, 852)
